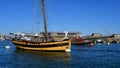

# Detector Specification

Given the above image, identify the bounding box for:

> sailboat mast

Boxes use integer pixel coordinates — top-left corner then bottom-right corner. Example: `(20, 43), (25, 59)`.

(42, 0), (48, 42)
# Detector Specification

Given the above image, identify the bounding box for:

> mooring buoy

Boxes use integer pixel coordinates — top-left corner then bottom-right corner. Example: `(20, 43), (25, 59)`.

(5, 45), (10, 49)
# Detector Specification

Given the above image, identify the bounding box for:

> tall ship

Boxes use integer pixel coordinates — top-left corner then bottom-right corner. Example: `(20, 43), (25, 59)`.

(12, 0), (71, 52)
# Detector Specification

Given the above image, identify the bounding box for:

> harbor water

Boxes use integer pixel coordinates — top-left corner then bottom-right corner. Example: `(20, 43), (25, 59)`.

(0, 40), (120, 68)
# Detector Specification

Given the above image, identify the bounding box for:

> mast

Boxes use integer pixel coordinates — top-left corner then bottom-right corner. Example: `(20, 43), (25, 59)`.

(42, 0), (48, 42)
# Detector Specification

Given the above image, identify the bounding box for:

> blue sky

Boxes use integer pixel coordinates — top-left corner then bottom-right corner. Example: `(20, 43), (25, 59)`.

(0, 0), (120, 35)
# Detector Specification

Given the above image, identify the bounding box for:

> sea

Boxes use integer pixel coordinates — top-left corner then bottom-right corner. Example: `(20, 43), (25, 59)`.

(0, 40), (120, 68)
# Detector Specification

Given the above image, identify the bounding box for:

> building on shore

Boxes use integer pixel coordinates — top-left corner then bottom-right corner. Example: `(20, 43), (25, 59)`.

(111, 34), (120, 43)
(91, 33), (101, 37)
(39, 32), (81, 40)
(113, 34), (120, 39)
(10, 32), (81, 41)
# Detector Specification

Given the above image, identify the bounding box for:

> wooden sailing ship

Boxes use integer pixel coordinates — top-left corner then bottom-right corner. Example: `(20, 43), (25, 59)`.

(12, 0), (71, 52)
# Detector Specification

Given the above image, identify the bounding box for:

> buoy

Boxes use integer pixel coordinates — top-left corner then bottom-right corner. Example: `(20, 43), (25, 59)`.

(5, 45), (10, 49)
(107, 42), (110, 45)
(117, 41), (119, 44)
(94, 41), (96, 44)
(90, 43), (94, 47)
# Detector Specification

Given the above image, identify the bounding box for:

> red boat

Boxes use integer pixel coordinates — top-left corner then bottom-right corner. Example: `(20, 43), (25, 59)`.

(72, 37), (92, 45)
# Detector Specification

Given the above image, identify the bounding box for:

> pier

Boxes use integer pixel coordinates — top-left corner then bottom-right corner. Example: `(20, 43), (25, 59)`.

(82, 33), (120, 43)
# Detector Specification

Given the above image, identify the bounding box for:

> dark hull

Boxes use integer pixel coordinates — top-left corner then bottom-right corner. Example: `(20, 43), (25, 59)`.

(72, 42), (91, 45)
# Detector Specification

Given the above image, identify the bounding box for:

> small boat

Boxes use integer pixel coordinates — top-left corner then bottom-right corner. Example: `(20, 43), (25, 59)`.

(12, 0), (71, 52)
(96, 39), (104, 43)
